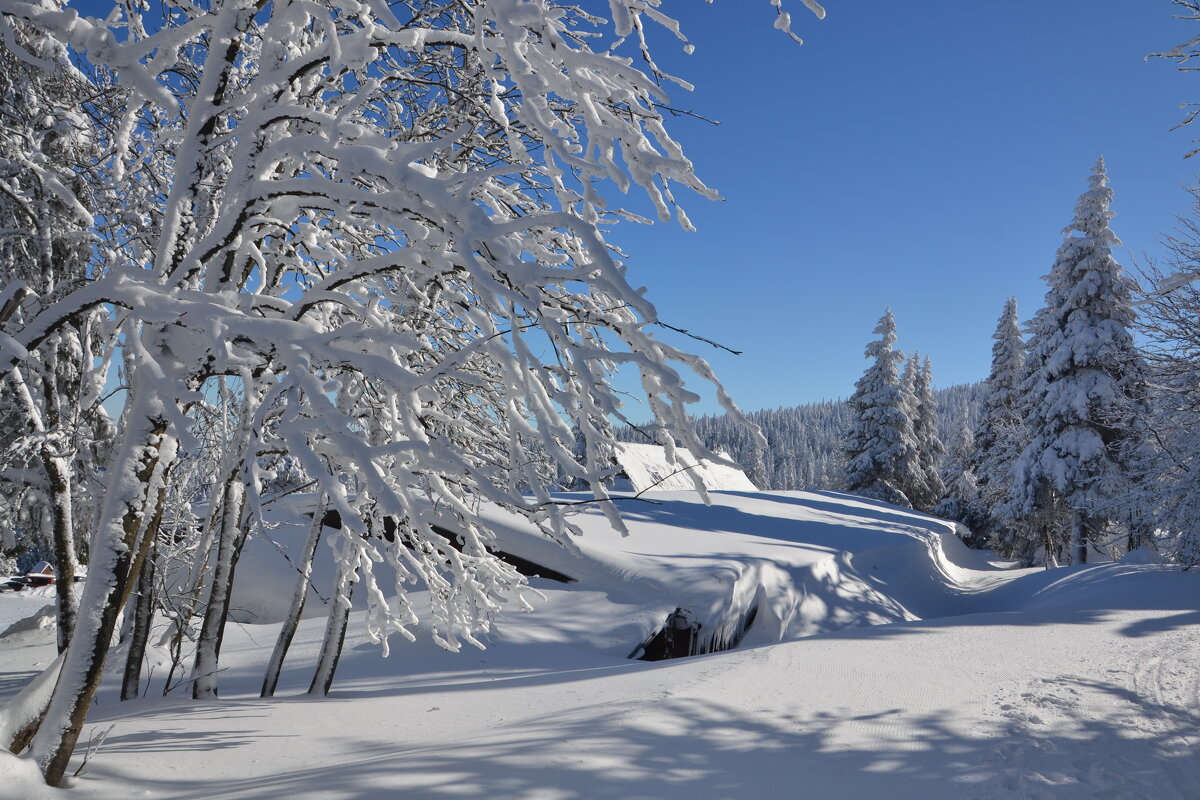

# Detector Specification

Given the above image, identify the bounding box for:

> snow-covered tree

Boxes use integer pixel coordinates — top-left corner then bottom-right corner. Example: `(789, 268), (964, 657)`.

(843, 310), (917, 507)
(934, 398), (985, 543)
(898, 354), (925, 505)
(906, 355), (946, 512)
(1154, 0), (1200, 157)
(1013, 159), (1148, 566)
(0, 0), (818, 785)
(0, 27), (114, 653)
(970, 297), (1029, 558)
(1133, 187), (1200, 564)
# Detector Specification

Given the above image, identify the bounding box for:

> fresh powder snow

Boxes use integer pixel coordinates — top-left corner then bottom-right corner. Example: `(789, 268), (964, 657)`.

(1, 489), (1196, 799)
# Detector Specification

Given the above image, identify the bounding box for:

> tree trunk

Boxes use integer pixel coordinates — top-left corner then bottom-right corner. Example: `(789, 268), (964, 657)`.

(190, 370), (267, 700)
(308, 538), (356, 697)
(121, 539), (158, 701)
(3, 366), (79, 651)
(40, 360), (80, 654)
(0, 652), (64, 754)
(27, 413), (174, 787)
(43, 452), (78, 653)
(1071, 509), (1087, 565)
(1042, 524), (1059, 569)
(161, 517), (219, 696)
(1127, 521), (1150, 554)
(262, 495), (326, 698)
(191, 475), (248, 700)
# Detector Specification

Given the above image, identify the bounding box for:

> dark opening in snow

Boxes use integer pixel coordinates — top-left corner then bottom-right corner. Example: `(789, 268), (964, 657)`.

(629, 604), (759, 661)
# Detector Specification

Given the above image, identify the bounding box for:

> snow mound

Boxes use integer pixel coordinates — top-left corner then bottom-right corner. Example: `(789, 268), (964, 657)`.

(0, 751), (53, 800)
(0, 602), (56, 646)
(5, 491), (1200, 800)
(614, 442), (757, 492)
(228, 490), (995, 652)
(477, 490), (1013, 655)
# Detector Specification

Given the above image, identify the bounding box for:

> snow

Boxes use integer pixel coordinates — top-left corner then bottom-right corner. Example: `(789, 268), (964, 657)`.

(0, 586), (60, 645)
(2, 490), (1198, 798)
(614, 442), (758, 493)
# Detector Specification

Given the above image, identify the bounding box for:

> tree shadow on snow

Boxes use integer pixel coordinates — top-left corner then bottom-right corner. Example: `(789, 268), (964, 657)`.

(80, 680), (1200, 800)
(0, 669), (40, 702)
(1120, 609), (1200, 638)
(721, 490), (957, 538)
(609, 494), (934, 556)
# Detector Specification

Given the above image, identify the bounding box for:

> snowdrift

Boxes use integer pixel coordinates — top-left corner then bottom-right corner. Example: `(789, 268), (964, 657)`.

(227, 489), (1013, 658)
(612, 443), (758, 493)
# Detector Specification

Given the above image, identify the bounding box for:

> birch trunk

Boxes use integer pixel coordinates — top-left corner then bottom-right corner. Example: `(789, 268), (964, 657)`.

(191, 371), (265, 700)
(43, 451), (78, 653)
(308, 538), (356, 697)
(262, 494), (327, 698)
(1043, 524), (1059, 569)
(27, 411), (174, 787)
(0, 652), (64, 754)
(3, 366), (79, 650)
(191, 475), (248, 700)
(121, 539), (158, 701)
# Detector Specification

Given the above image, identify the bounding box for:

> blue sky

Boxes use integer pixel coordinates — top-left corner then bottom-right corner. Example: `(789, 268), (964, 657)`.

(605, 1), (1197, 418)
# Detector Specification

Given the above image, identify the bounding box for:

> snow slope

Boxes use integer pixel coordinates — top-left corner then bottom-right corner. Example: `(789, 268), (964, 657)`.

(2, 490), (1198, 799)
(613, 443), (758, 493)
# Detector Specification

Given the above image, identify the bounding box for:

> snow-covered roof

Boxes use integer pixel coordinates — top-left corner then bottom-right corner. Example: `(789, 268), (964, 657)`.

(614, 443), (757, 493)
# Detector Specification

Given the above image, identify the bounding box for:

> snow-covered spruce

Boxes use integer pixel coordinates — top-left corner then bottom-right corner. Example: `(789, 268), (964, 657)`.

(971, 297), (1030, 559)
(1013, 159), (1148, 566)
(904, 354), (946, 512)
(843, 309), (919, 508)
(933, 397), (983, 543)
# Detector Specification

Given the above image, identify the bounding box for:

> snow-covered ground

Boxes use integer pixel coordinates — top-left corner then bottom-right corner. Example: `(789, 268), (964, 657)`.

(2, 490), (1198, 799)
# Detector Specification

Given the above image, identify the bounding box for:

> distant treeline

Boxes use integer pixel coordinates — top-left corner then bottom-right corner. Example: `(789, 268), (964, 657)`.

(616, 383), (983, 492)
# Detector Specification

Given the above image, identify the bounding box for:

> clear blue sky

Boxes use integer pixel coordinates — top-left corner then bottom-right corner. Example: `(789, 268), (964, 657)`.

(606, 1), (1197, 419)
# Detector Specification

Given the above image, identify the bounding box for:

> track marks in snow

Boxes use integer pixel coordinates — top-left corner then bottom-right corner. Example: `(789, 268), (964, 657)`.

(1127, 631), (1200, 797)
(975, 634), (1200, 800)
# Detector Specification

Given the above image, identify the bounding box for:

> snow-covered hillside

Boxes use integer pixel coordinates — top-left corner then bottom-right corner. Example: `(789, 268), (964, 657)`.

(2, 490), (1198, 799)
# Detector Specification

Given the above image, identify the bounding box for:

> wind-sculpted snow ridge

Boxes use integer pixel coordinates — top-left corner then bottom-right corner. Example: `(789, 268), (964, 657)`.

(452, 489), (1029, 655)
(224, 490), (1026, 658)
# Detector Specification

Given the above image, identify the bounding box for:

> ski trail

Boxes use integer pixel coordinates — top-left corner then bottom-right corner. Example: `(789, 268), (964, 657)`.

(1127, 629), (1200, 797)
(973, 623), (1200, 800)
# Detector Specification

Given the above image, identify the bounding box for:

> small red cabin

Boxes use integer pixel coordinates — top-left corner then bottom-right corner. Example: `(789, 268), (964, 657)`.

(24, 561), (55, 587)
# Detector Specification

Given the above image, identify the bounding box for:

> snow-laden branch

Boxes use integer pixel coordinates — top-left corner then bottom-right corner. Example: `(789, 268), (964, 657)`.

(0, 0), (824, 784)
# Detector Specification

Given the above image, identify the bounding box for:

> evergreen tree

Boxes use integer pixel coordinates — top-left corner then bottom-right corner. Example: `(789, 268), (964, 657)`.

(910, 356), (947, 511)
(1013, 158), (1148, 565)
(843, 310), (917, 507)
(971, 297), (1030, 559)
(623, 385), (983, 494)
(898, 354), (927, 506)
(934, 398), (985, 542)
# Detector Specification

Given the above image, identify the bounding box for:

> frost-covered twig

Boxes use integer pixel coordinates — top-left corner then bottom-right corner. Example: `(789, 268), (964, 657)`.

(71, 724), (114, 778)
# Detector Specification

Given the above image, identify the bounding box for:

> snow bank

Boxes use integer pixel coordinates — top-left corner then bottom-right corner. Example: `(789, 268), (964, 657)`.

(614, 442), (757, 492)
(225, 489), (1015, 654)
(0, 602), (56, 645)
(0, 587), (60, 648)
(0, 750), (53, 799)
(476, 489), (1005, 654)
